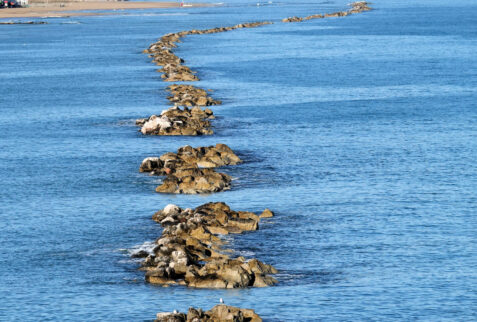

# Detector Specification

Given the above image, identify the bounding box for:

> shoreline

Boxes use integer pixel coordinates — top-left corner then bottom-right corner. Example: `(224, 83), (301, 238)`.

(0, 1), (208, 19)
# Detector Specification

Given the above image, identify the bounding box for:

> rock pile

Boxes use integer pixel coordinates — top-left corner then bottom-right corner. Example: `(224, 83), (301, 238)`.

(140, 143), (242, 175)
(136, 203), (277, 289)
(155, 168), (232, 194)
(155, 305), (262, 322)
(136, 106), (214, 136)
(283, 1), (371, 23)
(166, 84), (221, 107)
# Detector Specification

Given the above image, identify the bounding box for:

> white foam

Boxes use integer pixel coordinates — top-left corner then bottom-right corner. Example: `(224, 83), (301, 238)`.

(128, 240), (156, 257)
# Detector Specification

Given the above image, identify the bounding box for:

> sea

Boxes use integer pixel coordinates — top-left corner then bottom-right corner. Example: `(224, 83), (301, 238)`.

(0, 0), (476, 320)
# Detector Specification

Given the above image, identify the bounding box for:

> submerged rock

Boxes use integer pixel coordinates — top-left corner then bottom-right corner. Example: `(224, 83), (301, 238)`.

(139, 202), (277, 289)
(136, 106), (214, 136)
(139, 143), (242, 175)
(155, 305), (262, 322)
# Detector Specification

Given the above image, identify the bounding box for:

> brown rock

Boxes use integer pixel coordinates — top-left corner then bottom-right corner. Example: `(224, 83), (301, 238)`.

(260, 208), (274, 218)
(155, 312), (186, 322)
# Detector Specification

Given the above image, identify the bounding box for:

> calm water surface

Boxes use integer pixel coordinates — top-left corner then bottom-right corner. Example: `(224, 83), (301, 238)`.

(0, 0), (476, 320)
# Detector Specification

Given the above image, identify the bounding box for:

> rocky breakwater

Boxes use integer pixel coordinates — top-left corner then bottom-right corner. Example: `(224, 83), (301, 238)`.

(139, 144), (241, 194)
(144, 32), (198, 82)
(166, 84), (221, 107)
(136, 202), (277, 289)
(156, 304), (262, 322)
(136, 106), (214, 136)
(144, 22), (273, 83)
(140, 143), (242, 175)
(282, 1), (372, 22)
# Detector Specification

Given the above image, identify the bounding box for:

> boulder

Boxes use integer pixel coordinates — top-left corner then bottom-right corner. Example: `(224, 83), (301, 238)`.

(260, 208), (274, 218)
(155, 312), (186, 322)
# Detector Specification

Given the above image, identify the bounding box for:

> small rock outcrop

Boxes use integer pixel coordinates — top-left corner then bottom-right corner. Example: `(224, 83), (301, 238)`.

(349, 1), (372, 14)
(155, 168), (232, 194)
(140, 143), (242, 175)
(166, 84), (221, 107)
(136, 106), (214, 136)
(156, 305), (262, 322)
(136, 202), (277, 289)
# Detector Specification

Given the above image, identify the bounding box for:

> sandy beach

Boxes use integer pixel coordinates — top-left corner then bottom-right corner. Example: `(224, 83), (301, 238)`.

(0, 1), (205, 19)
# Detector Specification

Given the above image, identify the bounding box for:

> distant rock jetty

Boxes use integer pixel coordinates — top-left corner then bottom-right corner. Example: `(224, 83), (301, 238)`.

(282, 1), (372, 22)
(138, 2), (372, 137)
(134, 202), (277, 289)
(156, 304), (263, 322)
(143, 22), (273, 83)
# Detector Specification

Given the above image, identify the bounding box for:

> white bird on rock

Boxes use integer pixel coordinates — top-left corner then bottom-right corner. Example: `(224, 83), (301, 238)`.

(219, 298), (224, 304)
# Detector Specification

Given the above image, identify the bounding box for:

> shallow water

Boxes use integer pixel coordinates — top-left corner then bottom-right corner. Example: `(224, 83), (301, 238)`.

(1, 0), (476, 320)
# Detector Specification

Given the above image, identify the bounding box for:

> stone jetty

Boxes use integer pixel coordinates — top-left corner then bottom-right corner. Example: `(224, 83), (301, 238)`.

(283, 1), (371, 22)
(140, 143), (242, 175)
(136, 106), (214, 136)
(139, 144), (241, 194)
(143, 22), (273, 83)
(155, 304), (262, 322)
(135, 203), (277, 289)
(131, 1), (374, 317)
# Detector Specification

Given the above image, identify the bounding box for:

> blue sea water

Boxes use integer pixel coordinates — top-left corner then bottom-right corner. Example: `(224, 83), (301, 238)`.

(1, 0), (476, 320)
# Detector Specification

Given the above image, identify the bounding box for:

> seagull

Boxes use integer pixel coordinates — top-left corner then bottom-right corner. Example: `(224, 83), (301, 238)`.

(173, 310), (178, 314)
(219, 298), (224, 304)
